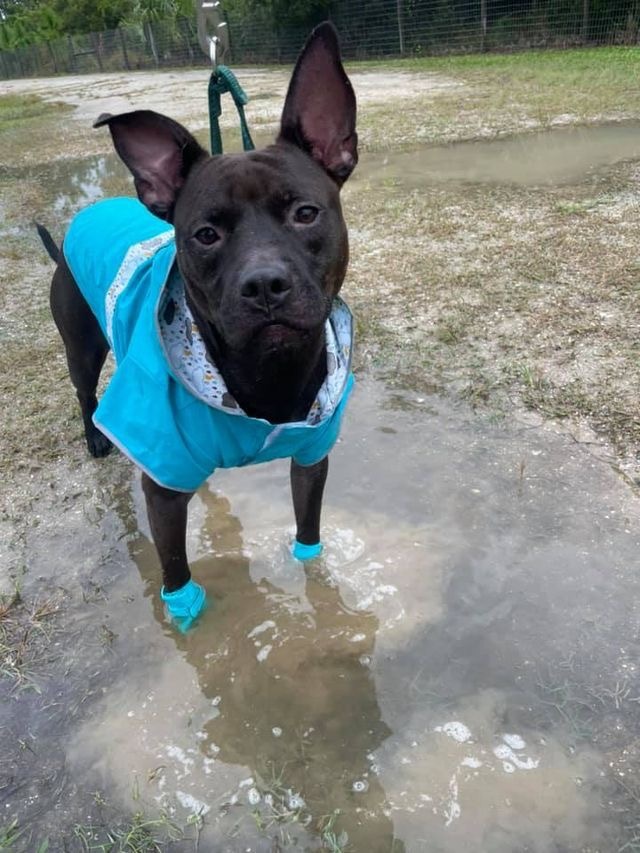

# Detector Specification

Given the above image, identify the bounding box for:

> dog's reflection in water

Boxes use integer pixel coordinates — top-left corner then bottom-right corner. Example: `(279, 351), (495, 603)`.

(129, 485), (403, 851)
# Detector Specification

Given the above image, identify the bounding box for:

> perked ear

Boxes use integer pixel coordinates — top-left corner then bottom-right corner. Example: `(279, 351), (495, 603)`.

(278, 22), (357, 186)
(94, 110), (207, 221)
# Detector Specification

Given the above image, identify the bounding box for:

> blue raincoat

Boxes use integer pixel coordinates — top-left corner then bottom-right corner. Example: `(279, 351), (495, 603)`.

(63, 198), (355, 493)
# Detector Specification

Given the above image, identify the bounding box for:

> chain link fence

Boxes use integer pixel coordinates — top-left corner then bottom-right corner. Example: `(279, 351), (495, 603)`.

(1, 0), (639, 80)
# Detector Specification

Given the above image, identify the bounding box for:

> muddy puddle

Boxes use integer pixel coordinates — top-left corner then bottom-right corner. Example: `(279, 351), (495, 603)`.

(355, 121), (640, 187)
(4, 376), (640, 850)
(5, 120), (638, 232)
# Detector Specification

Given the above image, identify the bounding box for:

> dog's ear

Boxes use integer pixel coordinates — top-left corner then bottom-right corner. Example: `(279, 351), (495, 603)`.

(94, 110), (207, 221)
(279, 22), (357, 186)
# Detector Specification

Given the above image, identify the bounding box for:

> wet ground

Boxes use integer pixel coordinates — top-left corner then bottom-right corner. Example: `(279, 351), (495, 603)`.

(2, 79), (640, 849)
(359, 121), (640, 187)
(3, 375), (640, 850)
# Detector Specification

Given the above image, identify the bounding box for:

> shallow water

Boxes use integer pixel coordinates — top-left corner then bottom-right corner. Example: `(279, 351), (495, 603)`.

(7, 121), (640, 233)
(356, 121), (640, 187)
(6, 377), (640, 850)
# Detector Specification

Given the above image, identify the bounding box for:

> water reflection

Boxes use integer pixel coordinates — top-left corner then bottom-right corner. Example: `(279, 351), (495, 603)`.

(127, 486), (403, 850)
(355, 121), (640, 188)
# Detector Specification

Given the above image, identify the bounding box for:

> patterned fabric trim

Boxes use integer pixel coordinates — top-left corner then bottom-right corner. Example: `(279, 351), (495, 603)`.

(105, 229), (174, 346)
(158, 265), (353, 425)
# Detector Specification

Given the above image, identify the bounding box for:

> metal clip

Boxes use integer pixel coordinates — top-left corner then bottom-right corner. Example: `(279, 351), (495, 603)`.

(196, 0), (230, 69)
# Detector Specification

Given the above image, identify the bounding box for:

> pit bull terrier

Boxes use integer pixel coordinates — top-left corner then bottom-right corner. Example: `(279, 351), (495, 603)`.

(37, 23), (358, 630)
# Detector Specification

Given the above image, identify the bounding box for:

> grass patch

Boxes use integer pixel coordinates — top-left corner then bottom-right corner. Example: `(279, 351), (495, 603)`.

(73, 810), (187, 852)
(0, 820), (23, 849)
(353, 46), (640, 152)
(1, 805), (202, 853)
(0, 587), (61, 693)
(0, 94), (70, 128)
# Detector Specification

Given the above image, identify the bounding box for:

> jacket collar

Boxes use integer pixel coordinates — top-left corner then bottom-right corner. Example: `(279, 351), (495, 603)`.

(158, 265), (353, 426)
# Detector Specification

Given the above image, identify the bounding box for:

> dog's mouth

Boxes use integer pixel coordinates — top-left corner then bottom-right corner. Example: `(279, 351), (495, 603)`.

(253, 320), (310, 349)
(254, 322), (308, 349)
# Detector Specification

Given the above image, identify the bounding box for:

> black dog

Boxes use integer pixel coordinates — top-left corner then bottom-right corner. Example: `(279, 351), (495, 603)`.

(37, 24), (358, 629)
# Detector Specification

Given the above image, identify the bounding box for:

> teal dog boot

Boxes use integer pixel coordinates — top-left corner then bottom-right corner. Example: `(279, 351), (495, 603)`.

(292, 540), (323, 561)
(161, 579), (206, 632)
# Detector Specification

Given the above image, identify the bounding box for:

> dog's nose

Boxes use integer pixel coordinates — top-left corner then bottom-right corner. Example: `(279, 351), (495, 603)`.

(240, 266), (292, 309)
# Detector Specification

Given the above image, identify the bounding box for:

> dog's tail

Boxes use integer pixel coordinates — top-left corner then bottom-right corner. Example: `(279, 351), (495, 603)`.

(35, 222), (60, 263)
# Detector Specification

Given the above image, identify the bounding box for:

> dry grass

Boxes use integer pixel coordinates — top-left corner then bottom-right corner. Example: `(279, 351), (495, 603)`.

(0, 587), (62, 693)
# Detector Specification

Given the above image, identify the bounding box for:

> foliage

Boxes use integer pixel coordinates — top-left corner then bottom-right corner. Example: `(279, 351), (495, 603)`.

(0, 3), (62, 49)
(224, 0), (331, 28)
(121, 0), (192, 27)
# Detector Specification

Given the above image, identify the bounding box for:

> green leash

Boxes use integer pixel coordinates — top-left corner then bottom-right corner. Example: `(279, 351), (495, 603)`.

(208, 64), (255, 155)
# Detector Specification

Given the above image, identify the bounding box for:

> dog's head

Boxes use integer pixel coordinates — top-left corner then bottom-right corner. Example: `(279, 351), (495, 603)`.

(95, 24), (356, 370)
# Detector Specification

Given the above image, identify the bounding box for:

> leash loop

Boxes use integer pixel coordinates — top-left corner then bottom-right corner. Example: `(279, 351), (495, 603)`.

(208, 64), (255, 155)
(197, 0), (255, 155)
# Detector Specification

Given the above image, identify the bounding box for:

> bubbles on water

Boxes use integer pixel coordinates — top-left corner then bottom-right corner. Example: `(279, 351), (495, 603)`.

(494, 740), (539, 771)
(256, 644), (272, 662)
(272, 727), (283, 737)
(287, 792), (305, 809)
(352, 779), (369, 793)
(176, 790), (210, 815)
(434, 721), (472, 743)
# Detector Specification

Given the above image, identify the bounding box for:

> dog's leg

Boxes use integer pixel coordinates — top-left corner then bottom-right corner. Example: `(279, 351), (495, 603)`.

(50, 257), (112, 458)
(141, 473), (205, 630)
(290, 456), (328, 560)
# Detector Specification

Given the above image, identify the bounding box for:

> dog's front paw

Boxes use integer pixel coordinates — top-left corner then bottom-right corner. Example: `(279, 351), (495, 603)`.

(87, 427), (113, 458)
(160, 579), (207, 632)
(292, 540), (323, 561)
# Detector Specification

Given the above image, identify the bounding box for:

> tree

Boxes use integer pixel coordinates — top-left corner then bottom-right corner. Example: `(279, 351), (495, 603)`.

(52, 0), (132, 34)
(0, 2), (62, 48)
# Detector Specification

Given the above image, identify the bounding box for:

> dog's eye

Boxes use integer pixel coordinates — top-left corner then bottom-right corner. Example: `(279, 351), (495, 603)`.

(194, 227), (220, 246)
(293, 205), (319, 225)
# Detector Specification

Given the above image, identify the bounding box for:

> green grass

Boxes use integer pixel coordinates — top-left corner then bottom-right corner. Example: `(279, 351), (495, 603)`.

(350, 44), (640, 78)
(351, 46), (640, 149)
(73, 811), (186, 852)
(0, 820), (23, 850)
(0, 93), (70, 128)
(0, 808), (197, 853)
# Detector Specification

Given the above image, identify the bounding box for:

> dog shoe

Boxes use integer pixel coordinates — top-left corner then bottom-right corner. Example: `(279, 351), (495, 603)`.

(161, 579), (207, 632)
(292, 540), (323, 561)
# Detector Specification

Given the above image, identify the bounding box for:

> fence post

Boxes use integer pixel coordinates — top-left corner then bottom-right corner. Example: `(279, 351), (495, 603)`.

(480, 0), (488, 50)
(118, 28), (131, 70)
(93, 32), (104, 71)
(581, 0), (589, 40)
(396, 0), (405, 54)
(67, 34), (76, 72)
(144, 21), (159, 67)
(180, 17), (194, 64)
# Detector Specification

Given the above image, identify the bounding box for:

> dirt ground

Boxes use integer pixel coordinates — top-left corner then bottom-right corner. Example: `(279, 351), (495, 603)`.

(1, 55), (639, 487)
(1, 51), (640, 849)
